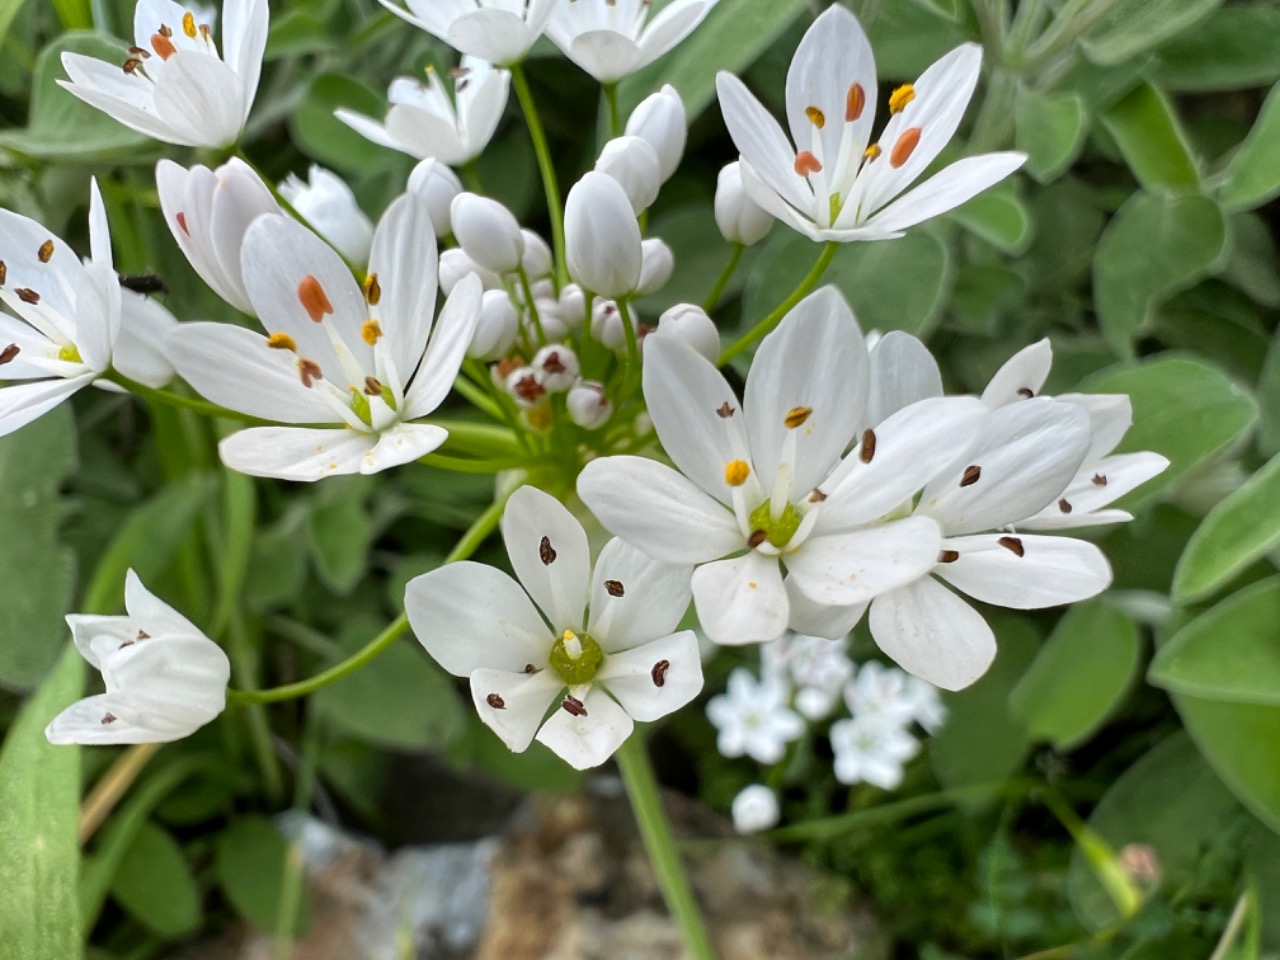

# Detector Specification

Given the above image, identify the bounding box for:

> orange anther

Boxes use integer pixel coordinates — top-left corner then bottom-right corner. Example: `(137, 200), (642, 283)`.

(151, 32), (177, 59)
(297, 275), (334, 323)
(846, 83), (866, 122)
(794, 151), (823, 177)
(890, 127), (922, 168)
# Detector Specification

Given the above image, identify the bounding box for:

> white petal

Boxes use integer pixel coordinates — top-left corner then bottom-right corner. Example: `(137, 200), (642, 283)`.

(867, 330), (943, 424)
(114, 292), (177, 387)
(692, 551), (787, 645)
(75, 262), (122, 372)
(564, 30), (644, 83)
(868, 578), (995, 691)
(448, 9), (536, 64)
(0, 374), (93, 439)
(218, 426), (376, 481)
(224, 0), (269, 119)
(67, 614), (133, 670)
(469, 667), (562, 753)
(46, 694), (188, 745)
(739, 161), (826, 238)
(208, 159), (280, 311)
(535, 686), (634, 770)
(587, 538), (692, 650)
(937, 534), (1112, 608)
(362, 422), (447, 474)
(404, 274), (482, 420)
(864, 153), (1026, 236)
(87, 178), (112, 271)
(1061, 392), (1132, 461)
(635, 0), (714, 71)
(981, 337), (1052, 409)
(784, 576), (867, 638)
(56, 74), (180, 145)
(598, 631), (702, 722)
(1020, 452), (1169, 530)
(564, 171), (642, 297)
(123, 569), (205, 637)
(333, 108), (402, 152)
(153, 52), (246, 148)
(716, 72), (812, 213)
(502, 486), (591, 631)
(787, 516), (942, 606)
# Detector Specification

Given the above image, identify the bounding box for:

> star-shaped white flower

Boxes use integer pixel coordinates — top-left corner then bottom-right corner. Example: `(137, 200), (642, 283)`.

(829, 713), (918, 788)
(46, 570), (230, 745)
(166, 193), (481, 481)
(405, 486), (703, 770)
(841, 659), (918, 725)
(378, 0), (557, 66)
(706, 667), (803, 764)
(768, 633), (854, 721)
(716, 4), (1024, 243)
(548, 0), (719, 84)
(59, 0), (268, 148)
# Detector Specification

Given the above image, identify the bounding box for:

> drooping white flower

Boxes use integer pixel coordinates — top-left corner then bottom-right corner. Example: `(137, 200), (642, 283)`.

(156, 157), (282, 316)
(829, 713), (918, 788)
(280, 166), (375, 270)
(59, 0), (268, 148)
(731, 784), (780, 834)
(166, 194), (482, 481)
(0, 180), (121, 437)
(715, 161), (773, 247)
(654, 304), (719, 364)
(549, 0), (720, 84)
(578, 286), (986, 646)
(405, 486), (703, 770)
(596, 136), (662, 215)
(378, 0), (556, 66)
(46, 570), (230, 745)
(716, 5), (1025, 243)
(336, 59), (509, 166)
(706, 667), (803, 764)
(565, 172), (643, 297)
(775, 633), (854, 721)
(408, 159), (464, 237)
(626, 85), (687, 184)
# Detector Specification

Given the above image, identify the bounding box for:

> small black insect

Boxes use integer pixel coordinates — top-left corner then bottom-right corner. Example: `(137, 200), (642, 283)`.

(119, 274), (169, 297)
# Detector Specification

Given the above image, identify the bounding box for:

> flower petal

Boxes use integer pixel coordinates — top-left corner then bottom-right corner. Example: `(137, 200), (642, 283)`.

(46, 694), (187, 745)
(692, 551), (787, 645)
(784, 575), (867, 638)
(153, 52), (246, 148)
(469, 667), (562, 753)
(535, 686), (634, 770)
(223, 0), (268, 120)
(448, 9), (536, 64)
(868, 577), (995, 691)
(864, 153), (1026, 235)
(404, 273), (482, 420)
(0, 373), (94, 439)
(635, 0), (714, 71)
(502, 486), (592, 631)
(115, 291), (177, 388)
(1020, 451), (1169, 530)
(598, 630), (702, 722)
(981, 337), (1052, 408)
(788, 515), (942, 606)
(587, 538), (692, 650)
(564, 30), (644, 83)
(937, 533), (1112, 608)
(362, 422), (447, 474)
(716, 71), (813, 213)
(218, 425), (376, 481)
(369, 193), (439, 367)
(867, 330), (943, 424)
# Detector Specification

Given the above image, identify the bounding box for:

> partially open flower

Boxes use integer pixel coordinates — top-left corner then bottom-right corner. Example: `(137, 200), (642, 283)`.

(636, 238), (675, 297)
(715, 161), (773, 247)
(280, 165), (375, 269)
(408, 159), (464, 237)
(654, 304), (720, 364)
(469, 290), (520, 361)
(549, 0), (719, 83)
(378, 0), (556, 66)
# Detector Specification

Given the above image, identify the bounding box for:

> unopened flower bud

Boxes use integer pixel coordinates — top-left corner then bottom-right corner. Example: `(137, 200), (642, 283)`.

(626, 85), (686, 183)
(567, 381), (612, 430)
(529, 278), (556, 302)
(591, 299), (626, 352)
(531, 300), (569, 342)
(731, 784), (780, 834)
(408, 159), (463, 236)
(451, 193), (525, 274)
(533, 344), (579, 392)
(656, 303), (720, 364)
(469, 290), (520, 360)
(559, 284), (587, 328)
(636, 238), (674, 297)
(596, 136), (661, 215)
(280, 166), (374, 269)
(566, 172), (643, 297)
(439, 248), (501, 294)
(505, 366), (547, 408)
(715, 161), (773, 246)
(521, 230), (553, 280)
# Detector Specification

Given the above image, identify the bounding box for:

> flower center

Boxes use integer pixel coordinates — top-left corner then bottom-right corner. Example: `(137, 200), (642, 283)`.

(58, 343), (82, 364)
(748, 499), (803, 550)
(549, 629), (604, 686)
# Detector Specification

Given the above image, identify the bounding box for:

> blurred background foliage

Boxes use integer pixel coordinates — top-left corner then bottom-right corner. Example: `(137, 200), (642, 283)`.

(0, 0), (1279, 957)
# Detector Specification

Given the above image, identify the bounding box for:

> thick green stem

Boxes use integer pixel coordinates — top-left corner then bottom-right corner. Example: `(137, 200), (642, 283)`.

(512, 64), (568, 288)
(615, 737), (717, 960)
(702, 244), (745, 313)
(719, 242), (838, 365)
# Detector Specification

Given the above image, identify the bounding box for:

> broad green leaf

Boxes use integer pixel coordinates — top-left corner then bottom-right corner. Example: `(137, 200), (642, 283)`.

(0, 406), (76, 688)
(1082, 0), (1222, 66)
(948, 187), (1033, 254)
(1081, 356), (1257, 507)
(307, 477), (376, 595)
(865, 0), (971, 78)
(1219, 81), (1280, 213)
(1066, 733), (1240, 929)
(109, 821), (201, 938)
(291, 72), (397, 175)
(1173, 457), (1280, 603)
(1154, 6), (1280, 92)
(1009, 601), (1141, 750)
(0, 646), (84, 960)
(1100, 82), (1199, 190)
(264, 9), (335, 60)
(1261, 333), (1280, 457)
(0, 0), (30, 51)
(1025, 177), (1105, 292)
(647, 204), (756, 315)
(1153, 578), (1280, 703)
(1093, 191), (1226, 354)
(215, 816), (311, 936)
(949, 264), (1028, 335)
(1014, 86), (1088, 184)
(1222, 214), (1280, 309)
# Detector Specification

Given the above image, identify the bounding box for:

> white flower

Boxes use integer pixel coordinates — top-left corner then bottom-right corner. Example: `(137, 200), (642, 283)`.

(59, 0), (267, 148)
(520, 230), (554, 280)
(567, 380), (612, 429)
(654, 304), (719, 364)
(777, 633), (854, 721)
(0, 180), (121, 437)
(559, 283), (587, 327)
(829, 713), (918, 788)
(565, 172), (643, 297)
(716, 5), (1025, 243)
(902, 674), (946, 734)
(636, 238), (674, 297)
(578, 286), (986, 646)
(440, 248), (502, 294)
(596, 136), (662, 215)
(731, 784), (780, 834)
(408, 159), (464, 237)
(715, 161), (773, 246)
(156, 157), (281, 316)
(706, 667), (803, 764)
(451, 193), (526, 275)
(549, 0), (720, 84)
(378, 0), (556, 66)
(590, 299), (627, 352)
(405, 486), (703, 770)
(532, 344), (579, 392)
(470, 290), (520, 360)
(626, 85), (686, 184)
(841, 659), (916, 724)
(46, 570), (230, 745)
(280, 166), (375, 270)
(336, 59), (509, 166)
(166, 194), (482, 481)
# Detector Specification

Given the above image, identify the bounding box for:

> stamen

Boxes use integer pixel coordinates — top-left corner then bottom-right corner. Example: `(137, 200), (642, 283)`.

(200, 23), (212, 41)
(123, 58), (143, 74)
(539, 535), (557, 565)
(297, 275), (334, 323)
(808, 488), (827, 503)
(725, 459), (751, 487)
(361, 319), (383, 345)
(561, 629), (583, 661)
(523, 664), (536, 674)
(747, 529), (768, 549)
(604, 579), (625, 597)
(297, 358), (323, 388)
(363, 375), (383, 396)
(890, 128), (922, 168)
(137, 630), (150, 639)
(651, 660), (670, 687)
(0, 344), (19, 365)
(362, 273), (381, 306)
(151, 32), (177, 59)
(266, 332), (297, 351)
(561, 695), (587, 717)
(960, 465), (981, 487)
(998, 536), (1025, 557)
(513, 374), (546, 404)
(846, 83), (866, 121)
(939, 549), (960, 563)
(1017, 387), (1034, 398)
(37, 240), (53, 263)
(101, 713), (117, 725)
(888, 84), (915, 114)
(176, 212), (189, 235)
(128, 46), (151, 58)
(16, 288), (39, 305)
(486, 693), (506, 709)
(863, 144), (882, 162)
(1058, 498), (1073, 514)
(716, 402), (736, 418)
(794, 151), (823, 177)
(182, 12), (197, 37)
(1092, 474), (1108, 486)
(859, 428), (877, 463)
(0, 261), (6, 284)
(784, 406), (813, 429)
(159, 23), (173, 37)
(805, 106), (826, 128)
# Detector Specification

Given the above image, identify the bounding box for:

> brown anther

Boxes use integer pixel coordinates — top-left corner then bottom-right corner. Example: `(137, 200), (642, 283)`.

(514, 374), (546, 403)
(266, 332), (296, 351)
(784, 405), (813, 429)
(1017, 387), (1035, 398)
(539, 536), (557, 566)
(808, 488), (828, 503)
(859, 428), (877, 464)
(561, 695), (587, 717)
(0, 261), (6, 284)
(362, 273), (381, 306)
(960, 465), (981, 487)
(137, 630), (150, 640)
(805, 106), (826, 128)
(128, 46), (150, 58)
(486, 693), (506, 709)
(36, 239), (53, 263)
(604, 579), (625, 597)
(123, 58), (143, 74)
(449, 66), (472, 78)
(939, 549), (960, 563)
(1092, 474), (1108, 487)
(151, 32), (177, 59)
(0, 344), (18, 365)
(159, 23), (173, 37)
(182, 11), (197, 37)
(199, 23), (212, 41)
(297, 358), (323, 388)
(523, 663), (537, 674)
(298, 275), (334, 323)
(176, 212), (189, 235)
(16, 288), (39, 305)
(101, 713), (117, 724)
(651, 660), (670, 687)
(794, 151), (823, 177)
(363, 375), (383, 397)
(888, 84), (915, 114)
(890, 127), (922, 168)
(361, 319), (383, 346)
(998, 536), (1025, 558)
(863, 144), (882, 162)
(457, 79), (470, 93)
(716, 402), (735, 418)
(846, 83), (866, 122)
(541, 350), (567, 375)
(1058, 498), (1073, 514)
(747, 529), (768, 549)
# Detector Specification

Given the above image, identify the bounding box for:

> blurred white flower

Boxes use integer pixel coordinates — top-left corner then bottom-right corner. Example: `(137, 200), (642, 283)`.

(636, 238), (674, 297)
(731, 784), (780, 834)
(626, 85), (686, 183)
(706, 667), (803, 764)
(902, 674), (947, 734)
(532, 344), (579, 392)
(781, 634), (854, 721)
(842, 659), (916, 724)
(280, 166), (375, 269)
(379, 0), (556, 65)
(830, 714), (918, 788)
(549, 0), (720, 83)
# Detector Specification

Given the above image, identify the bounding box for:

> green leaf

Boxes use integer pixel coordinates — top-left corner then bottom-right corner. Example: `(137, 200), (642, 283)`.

(1093, 191), (1226, 354)
(1014, 86), (1088, 184)
(307, 477), (376, 595)
(1100, 82), (1199, 190)
(618, 0), (810, 119)
(1152, 577), (1280, 704)
(1261, 333), (1280, 457)
(1172, 457), (1280, 603)
(1082, 0), (1222, 66)
(1219, 81), (1280, 213)
(1222, 213), (1280, 308)
(864, 0), (971, 78)
(0, 0), (31, 51)
(215, 816), (310, 936)
(947, 186), (1033, 254)
(1154, 6), (1280, 93)
(291, 72), (397, 175)
(1009, 601), (1141, 750)
(1081, 356), (1257, 508)
(0, 646), (84, 960)
(264, 9), (335, 60)
(0, 405), (76, 688)
(109, 821), (201, 938)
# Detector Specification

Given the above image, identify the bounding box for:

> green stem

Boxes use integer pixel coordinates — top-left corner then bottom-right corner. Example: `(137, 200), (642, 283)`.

(615, 738), (717, 960)
(603, 82), (622, 139)
(702, 244), (745, 313)
(421, 452), (552, 475)
(516, 265), (547, 346)
(225, 615), (285, 799)
(106, 370), (268, 424)
(719, 242), (838, 365)
(511, 64), (567, 288)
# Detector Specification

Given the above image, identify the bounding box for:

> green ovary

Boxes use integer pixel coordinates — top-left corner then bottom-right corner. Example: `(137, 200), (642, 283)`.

(549, 630), (604, 685)
(748, 499), (803, 549)
(58, 343), (82, 364)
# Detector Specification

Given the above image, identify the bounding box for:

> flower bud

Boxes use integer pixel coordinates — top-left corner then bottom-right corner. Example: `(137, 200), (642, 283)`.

(469, 290), (520, 360)
(532, 344), (580, 392)
(451, 193), (525, 274)
(439, 248), (502, 295)
(408, 159), (463, 236)
(626, 85), (686, 183)
(655, 303), (720, 364)
(559, 284), (587, 328)
(280, 166), (374, 269)
(567, 381), (612, 430)
(505, 366), (547, 408)
(636, 238), (674, 297)
(530, 300), (569, 342)
(595, 136), (662, 215)
(565, 172), (642, 297)
(590, 299), (626, 352)
(715, 161), (773, 246)
(520, 229), (553, 280)
(731, 784), (780, 834)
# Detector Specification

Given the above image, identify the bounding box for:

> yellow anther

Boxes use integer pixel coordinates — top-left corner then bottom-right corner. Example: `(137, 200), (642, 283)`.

(182, 11), (197, 37)
(361, 319), (383, 346)
(267, 332), (297, 351)
(805, 106), (826, 129)
(362, 272), (382, 306)
(58, 344), (83, 364)
(562, 629), (576, 642)
(725, 459), (751, 487)
(888, 84), (915, 114)
(38, 240), (54, 263)
(784, 406), (813, 429)
(863, 143), (882, 162)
